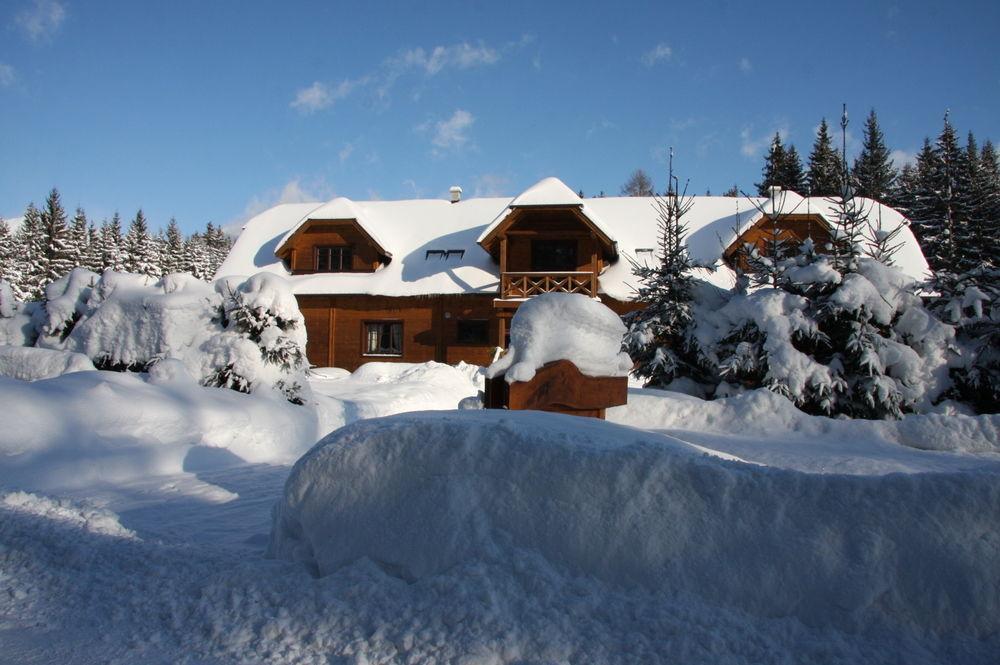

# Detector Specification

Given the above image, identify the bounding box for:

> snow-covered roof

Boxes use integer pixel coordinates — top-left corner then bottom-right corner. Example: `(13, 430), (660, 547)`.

(217, 179), (930, 301)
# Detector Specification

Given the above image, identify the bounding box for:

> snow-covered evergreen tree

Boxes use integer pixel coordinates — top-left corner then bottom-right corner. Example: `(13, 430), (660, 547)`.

(807, 119), (842, 196)
(0, 218), (24, 299)
(100, 213), (127, 273)
(852, 109), (897, 202)
(39, 188), (75, 287)
(124, 209), (160, 276)
(624, 161), (711, 389)
(160, 217), (185, 275)
(69, 207), (92, 270)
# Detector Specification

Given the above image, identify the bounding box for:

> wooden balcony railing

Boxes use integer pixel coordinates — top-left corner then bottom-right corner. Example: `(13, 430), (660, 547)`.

(500, 271), (597, 299)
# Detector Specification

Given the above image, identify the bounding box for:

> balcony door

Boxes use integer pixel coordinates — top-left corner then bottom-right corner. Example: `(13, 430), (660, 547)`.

(530, 239), (577, 271)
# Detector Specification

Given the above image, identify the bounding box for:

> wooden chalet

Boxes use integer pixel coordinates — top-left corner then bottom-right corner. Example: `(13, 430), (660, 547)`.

(219, 179), (929, 371)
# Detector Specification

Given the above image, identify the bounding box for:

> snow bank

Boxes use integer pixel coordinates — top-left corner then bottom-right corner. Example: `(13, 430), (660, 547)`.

(270, 410), (1000, 637)
(0, 370), (318, 490)
(0, 346), (95, 381)
(610, 387), (1000, 462)
(487, 292), (632, 383)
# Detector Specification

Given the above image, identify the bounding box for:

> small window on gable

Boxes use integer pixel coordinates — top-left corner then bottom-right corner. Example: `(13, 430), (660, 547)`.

(364, 321), (402, 356)
(316, 246), (353, 272)
(456, 319), (489, 345)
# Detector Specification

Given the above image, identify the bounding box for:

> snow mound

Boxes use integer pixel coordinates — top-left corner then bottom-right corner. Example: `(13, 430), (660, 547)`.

(0, 370), (318, 489)
(0, 345), (95, 381)
(270, 410), (1000, 637)
(2, 491), (136, 539)
(487, 293), (632, 383)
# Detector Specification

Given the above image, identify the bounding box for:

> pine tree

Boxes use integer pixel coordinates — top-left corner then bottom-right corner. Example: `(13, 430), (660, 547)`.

(84, 222), (102, 272)
(124, 209), (160, 276)
(979, 141), (1000, 268)
(852, 109), (897, 201)
(39, 188), (75, 287)
(621, 169), (655, 197)
(806, 119), (842, 196)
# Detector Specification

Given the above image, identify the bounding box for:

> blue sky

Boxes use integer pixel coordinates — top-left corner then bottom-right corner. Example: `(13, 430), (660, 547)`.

(2, 0), (998, 234)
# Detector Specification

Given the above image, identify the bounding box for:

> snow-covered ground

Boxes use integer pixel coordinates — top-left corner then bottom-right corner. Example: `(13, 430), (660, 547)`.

(2, 362), (999, 664)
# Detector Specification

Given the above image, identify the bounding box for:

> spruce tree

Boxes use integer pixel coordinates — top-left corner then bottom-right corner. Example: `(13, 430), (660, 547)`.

(161, 217), (185, 275)
(807, 119), (842, 196)
(17, 203), (46, 299)
(779, 145), (805, 193)
(39, 188), (75, 287)
(624, 156), (710, 388)
(852, 109), (897, 202)
(100, 213), (126, 272)
(756, 133), (788, 196)
(69, 207), (91, 270)
(124, 209), (160, 276)
(0, 218), (22, 296)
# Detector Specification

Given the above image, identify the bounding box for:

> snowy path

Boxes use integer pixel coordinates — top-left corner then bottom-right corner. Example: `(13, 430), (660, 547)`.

(2, 366), (999, 663)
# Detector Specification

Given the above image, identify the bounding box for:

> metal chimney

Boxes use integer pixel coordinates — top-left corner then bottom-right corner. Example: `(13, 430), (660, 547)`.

(449, 185), (462, 204)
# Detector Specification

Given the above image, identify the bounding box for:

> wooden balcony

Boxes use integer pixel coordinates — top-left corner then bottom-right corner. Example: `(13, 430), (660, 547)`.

(499, 271), (597, 301)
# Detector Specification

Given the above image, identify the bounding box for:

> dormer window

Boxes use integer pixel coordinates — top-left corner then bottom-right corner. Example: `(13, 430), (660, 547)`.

(531, 239), (577, 271)
(316, 246), (353, 272)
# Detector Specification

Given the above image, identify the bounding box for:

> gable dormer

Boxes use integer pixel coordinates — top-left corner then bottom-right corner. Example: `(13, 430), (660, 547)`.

(274, 197), (392, 274)
(478, 177), (618, 275)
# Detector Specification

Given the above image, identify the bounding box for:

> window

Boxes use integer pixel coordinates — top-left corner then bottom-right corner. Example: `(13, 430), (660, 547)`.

(531, 239), (577, 271)
(364, 321), (403, 356)
(316, 246), (353, 272)
(456, 319), (489, 345)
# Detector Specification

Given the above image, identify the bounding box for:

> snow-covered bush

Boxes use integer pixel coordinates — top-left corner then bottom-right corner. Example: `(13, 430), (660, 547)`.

(696, 253), (954, 417)
(0, 278), (43, 346)
(5, 270), (310, 403)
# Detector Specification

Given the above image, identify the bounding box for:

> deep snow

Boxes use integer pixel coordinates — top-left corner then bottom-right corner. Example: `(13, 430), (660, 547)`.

(2, 362), (999, 663)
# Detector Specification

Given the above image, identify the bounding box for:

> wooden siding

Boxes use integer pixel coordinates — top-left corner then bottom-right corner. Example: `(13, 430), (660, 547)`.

(283, 221), (384, 274)
(723, 214), (832, 271)
(296, 294), (499, 371)
(501, 208), (607, 274)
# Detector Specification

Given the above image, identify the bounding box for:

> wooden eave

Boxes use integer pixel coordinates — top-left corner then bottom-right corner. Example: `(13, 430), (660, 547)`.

(722, 212), (832, 262)
(478, 205), (618, 260)
(275, 217), (393, 262)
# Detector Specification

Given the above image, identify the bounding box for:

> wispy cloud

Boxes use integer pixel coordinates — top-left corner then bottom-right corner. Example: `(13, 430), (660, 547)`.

(338, 142), (355, 164)
(0, 63), (15, 87)
(739, 57), (752, 73)
(231, 178), (333, 234)
(890, 148), (917, 168)
(472, 174), (510, 197)
(422, 109), (475, 153)
(290, 79), (356, 114)
(16, 0), (66, 42)
(396, 42), (499, 75)
(585, 119), (617, 139)
(641, 43), (673, 66)
(740, 125), (789, 158)
(292, 39), (510, 112)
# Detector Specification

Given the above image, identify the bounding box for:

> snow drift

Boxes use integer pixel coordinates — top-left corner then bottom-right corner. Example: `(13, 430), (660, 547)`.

(270, 410), (1000, 638)
(0, 346), (95, 381)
